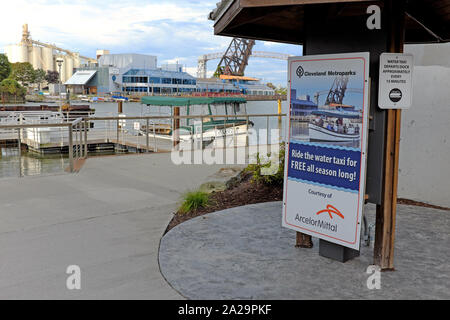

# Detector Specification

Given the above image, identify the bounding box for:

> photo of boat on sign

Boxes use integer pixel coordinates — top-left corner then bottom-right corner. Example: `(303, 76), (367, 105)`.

(289, 59), (365, 149)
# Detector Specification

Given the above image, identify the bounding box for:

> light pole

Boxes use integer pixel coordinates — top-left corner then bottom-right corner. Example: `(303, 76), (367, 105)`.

(56, 58), (64, 113)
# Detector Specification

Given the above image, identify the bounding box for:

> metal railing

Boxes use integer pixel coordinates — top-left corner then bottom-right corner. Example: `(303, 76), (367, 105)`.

(0, 113), (287, 177)
(68, 118), (88, 172)
(0, 117), (87, 176)
(87, 113), (287, 152)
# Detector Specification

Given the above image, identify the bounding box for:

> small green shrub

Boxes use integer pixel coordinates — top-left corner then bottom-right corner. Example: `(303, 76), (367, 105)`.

(244, 142), (285, 186)
(178, 190), (210, 214)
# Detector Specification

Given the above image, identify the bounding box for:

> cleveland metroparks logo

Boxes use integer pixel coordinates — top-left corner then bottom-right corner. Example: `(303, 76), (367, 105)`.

(296, 66), (304, 78)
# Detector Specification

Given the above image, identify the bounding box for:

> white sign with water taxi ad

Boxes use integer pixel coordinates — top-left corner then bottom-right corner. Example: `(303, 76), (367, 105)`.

(282, 52), (370, 250)
(379, 53), (414, 109)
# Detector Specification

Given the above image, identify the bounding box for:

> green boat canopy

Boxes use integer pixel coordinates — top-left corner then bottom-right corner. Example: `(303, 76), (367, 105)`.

(140, 96), (246, 106)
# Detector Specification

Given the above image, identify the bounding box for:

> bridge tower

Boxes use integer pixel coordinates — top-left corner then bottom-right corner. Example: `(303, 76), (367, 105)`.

(214, 38), (256, 77)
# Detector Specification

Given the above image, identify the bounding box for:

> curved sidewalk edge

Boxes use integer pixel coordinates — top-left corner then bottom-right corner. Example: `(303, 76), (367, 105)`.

(159, 201), (450, 300)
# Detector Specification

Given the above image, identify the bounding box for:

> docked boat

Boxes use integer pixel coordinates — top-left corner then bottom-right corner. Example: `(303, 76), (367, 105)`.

(0, 104), (95, 123)
(308, 109), (361, 143)
(140, 96), (253, 147)
(112, 95), (129, 102)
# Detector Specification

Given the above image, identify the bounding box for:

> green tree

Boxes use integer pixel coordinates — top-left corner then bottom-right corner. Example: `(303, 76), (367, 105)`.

(0, 54), (11, 82)
(33, 68), (46, 90)
(0, 78), (26, 103)
(10, 62), (35, 87)
(45, 70), (60, 84)
(275, 85), (287, 95)
(266, 82), (276, 90)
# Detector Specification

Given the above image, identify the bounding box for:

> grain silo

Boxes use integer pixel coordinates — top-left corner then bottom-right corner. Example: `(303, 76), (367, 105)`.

(65, 56), (74, 81)
(42, 47), (54, 71)
(57, 56), (67, 83)
(18, 44), (29, 63)
(3, 24), (96, 77)
(4, 45), (19, 63)
(73, 53), (81, 69)
(31, 46), (42, 69)
(4, 44), (30, 64)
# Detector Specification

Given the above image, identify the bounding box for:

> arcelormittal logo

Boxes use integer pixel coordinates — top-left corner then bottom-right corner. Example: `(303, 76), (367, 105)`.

(316, 205), (345, 220)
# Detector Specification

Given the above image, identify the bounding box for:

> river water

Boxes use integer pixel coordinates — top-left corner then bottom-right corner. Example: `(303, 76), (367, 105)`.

(0, 100), (288, 178)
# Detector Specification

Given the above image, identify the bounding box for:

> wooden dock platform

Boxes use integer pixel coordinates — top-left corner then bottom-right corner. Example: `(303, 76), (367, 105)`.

(0, 129), (174, 155)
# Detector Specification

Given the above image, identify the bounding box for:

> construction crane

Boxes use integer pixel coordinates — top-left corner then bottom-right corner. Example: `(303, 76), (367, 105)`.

(197, 49), (293, 78)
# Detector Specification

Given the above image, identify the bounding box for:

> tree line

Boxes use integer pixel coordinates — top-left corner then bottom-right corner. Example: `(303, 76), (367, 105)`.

(0, 53), (60, 102)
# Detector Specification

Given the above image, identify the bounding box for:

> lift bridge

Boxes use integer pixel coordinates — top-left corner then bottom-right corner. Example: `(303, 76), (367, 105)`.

(314, 76), (364, 106)
(197, 38), (293, 78)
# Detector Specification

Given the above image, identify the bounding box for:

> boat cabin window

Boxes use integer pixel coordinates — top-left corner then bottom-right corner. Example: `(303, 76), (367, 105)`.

(211, 104), (226, 116)
(179, 106), (188, 127)
(233, 103), (247, 116)
(226, 104), (236, 118)
(156, 106), (172, 116)
(188, 105), (211, 123)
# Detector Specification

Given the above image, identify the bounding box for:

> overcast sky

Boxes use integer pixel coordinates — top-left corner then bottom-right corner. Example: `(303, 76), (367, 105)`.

(0, 0), (302, 86)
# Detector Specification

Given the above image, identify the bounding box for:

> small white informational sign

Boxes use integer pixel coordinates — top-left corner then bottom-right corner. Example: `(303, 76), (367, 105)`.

(283, 52), (370, 250)
(133, 122), (140, 130)
(378, 53), (413, 109)
(109, 68), (120, 75)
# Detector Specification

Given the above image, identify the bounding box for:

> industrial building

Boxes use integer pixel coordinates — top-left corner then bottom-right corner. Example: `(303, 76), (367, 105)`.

(290, 89), (318, 116)
(65, 51), (274, 96)
(4, 24), (96, 83)
(122, 68), (196, 94)
(66, 52), (157, 94)
(197, 75), (275, 95)
(4, 24), (275, 96)
(65, 52), (196, 94)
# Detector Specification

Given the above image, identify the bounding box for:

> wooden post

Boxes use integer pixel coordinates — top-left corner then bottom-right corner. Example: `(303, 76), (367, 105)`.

(173, 106), (180, 147)
(295, 38), (314, 249)
(296, 232), (313, 248)
(278, 99), (282, 142)
(373, 0), (406, 270)
(118, 100), (123, 114)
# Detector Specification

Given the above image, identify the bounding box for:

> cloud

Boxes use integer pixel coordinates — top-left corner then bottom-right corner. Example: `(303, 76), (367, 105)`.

(0, 0), (301, 85)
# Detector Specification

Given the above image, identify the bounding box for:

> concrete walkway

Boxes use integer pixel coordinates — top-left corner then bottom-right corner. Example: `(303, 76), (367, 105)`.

(0, 153), (241, 299)
(159, 201), (450, 299)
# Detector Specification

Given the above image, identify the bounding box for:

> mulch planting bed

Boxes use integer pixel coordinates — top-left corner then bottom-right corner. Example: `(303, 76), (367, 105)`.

(164, 171), (449, 235)
(164, 171), (283, 234)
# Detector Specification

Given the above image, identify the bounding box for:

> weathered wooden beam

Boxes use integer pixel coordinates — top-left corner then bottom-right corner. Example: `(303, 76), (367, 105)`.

(240, 0), (374, 8)
(225, 24), (304, 44)
(173, 107), (180, 147)
(373, 0), (405, 271)
(405, 0), (449, 42)
(214, 0), (243, 34)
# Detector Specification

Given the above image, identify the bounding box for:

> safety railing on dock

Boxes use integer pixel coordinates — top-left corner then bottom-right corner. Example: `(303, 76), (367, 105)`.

(0, 113), (288, 177)
(85, 113), (287, 155)
(0, 118), (87, 176)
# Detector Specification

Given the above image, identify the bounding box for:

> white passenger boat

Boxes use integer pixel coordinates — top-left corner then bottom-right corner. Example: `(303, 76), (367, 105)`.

(140, 96), (253, 147)
(308, 123), (360, 142)
(308, 109), (361, 143)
